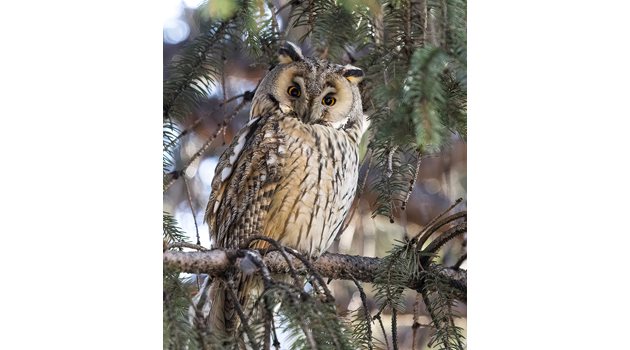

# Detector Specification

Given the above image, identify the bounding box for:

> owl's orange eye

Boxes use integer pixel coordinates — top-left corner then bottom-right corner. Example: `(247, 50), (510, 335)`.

(287, 85), (301, 97)
(322, 95), (336, 106)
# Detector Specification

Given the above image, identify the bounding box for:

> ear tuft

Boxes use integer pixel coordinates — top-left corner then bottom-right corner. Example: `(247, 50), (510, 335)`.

(278, 41), (304, 64)
(342, 64), (364, 84)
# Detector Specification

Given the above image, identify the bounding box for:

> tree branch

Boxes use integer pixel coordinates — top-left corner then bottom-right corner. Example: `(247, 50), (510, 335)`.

(163, 250), (466, 300)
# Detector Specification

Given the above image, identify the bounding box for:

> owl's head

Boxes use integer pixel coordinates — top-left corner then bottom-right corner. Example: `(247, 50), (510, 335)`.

(251, 42), (364, 130)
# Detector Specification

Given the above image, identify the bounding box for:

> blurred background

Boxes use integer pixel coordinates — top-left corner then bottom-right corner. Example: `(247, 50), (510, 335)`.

(163, 1), (466, 348)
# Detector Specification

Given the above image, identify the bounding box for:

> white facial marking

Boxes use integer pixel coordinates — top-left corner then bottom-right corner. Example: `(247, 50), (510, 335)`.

(279, 103), (292, 114)
(286, 41), (303, 58)
(331, 117), (349, 130)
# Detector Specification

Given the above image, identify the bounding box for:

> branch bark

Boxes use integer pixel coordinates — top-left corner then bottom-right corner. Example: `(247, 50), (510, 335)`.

(164, 250), (467, 301)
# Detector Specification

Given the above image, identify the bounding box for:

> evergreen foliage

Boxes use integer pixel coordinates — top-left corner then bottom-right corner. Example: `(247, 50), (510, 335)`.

(421, 265), (466, 350)
(163, 0), (466, 348)
(163, 213), (199, 349)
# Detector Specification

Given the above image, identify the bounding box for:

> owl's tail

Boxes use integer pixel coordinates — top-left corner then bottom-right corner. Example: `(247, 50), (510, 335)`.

(207, 280), (228, 335)
(203, 275), (256, 345)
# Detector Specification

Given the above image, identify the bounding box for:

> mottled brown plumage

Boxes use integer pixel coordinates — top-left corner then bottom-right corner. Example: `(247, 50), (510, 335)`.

(203, 42), (366, 339)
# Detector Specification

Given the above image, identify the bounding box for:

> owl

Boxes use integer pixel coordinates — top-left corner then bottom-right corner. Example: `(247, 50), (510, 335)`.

(203, 41), (366, 338)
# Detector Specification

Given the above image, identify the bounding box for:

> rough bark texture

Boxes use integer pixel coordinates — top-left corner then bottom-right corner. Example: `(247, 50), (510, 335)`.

(164, 249), (467, 300)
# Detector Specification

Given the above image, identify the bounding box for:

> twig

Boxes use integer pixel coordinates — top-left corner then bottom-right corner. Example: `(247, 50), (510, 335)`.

(422, 197), (464, 229)
(163, 117), (203, 153)
(431, 265), (467, 303)
(282, 246), (335, 303)
(244, 235), (303, 287)
(183, 176), (201, 245)
(403, 0), (412, 59)
(374, 314), (390, 350)
(308, 0), (314, 41)
(412, 198), (463, 243)
(167, 242), (209, 251)
(350, 275), (374, 350)
(274, 0), (299, 15)
(265, 0), (281, 41)
(415, 211), (467, 250)
(301, 318), (318, 350)
(282, 1), (298, 40)
(419, 0), (428, 47)
(373, 303), (386, 320)
(266, 281), (318, 350)
(270, 312), (281, 350)
(385, 146), (398, 178)
(163, 88), (255, 154)
(226, 278), (259, 350)
(392, 307), (398, 350)
(420, 288), (437, 348)
(402, 149), (422, 210)
(424, 222), (467, 255)
(441, 0), (449, 50)
(261, 293), (282, 350)
(383, 145), (399, 223)
(220, 93), (247, 107)
(412, 292), (421, 350)
(221, 59), (227, 108)
(163, 100), (248, 192)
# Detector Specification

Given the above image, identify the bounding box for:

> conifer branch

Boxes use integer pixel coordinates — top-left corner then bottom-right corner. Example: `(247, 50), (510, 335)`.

(374, 313), (391, 350)
(163, 99), (249, 192)
(163, 87), (257, 155)
(226, 277), (259, 350)
(164, 20), (231, 121)
(187, 275), (214, 350)
(167, 242), (209, 251)
(414, 209), (466, 248)
(244, 235), (303, 287)
(349, 275), (374, 350)
(282, 246), (335, 303)
(163, 250), (467, 295)
(424, 222), (466, 254)
(412, 292), (422, 350)
(163, 117), (203, 153)
(401, 149), (422, 210)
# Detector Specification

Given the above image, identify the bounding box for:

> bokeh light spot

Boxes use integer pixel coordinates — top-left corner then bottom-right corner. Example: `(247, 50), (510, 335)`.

(183, 0), (205, 9)
(164, 19), (190, 45)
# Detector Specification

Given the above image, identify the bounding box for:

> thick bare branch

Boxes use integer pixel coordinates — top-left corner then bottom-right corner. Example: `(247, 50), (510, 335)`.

(163, 250), (466, 298)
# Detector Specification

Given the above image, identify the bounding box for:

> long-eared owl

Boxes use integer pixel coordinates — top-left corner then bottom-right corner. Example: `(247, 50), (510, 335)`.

(204, 41), (366, 336)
